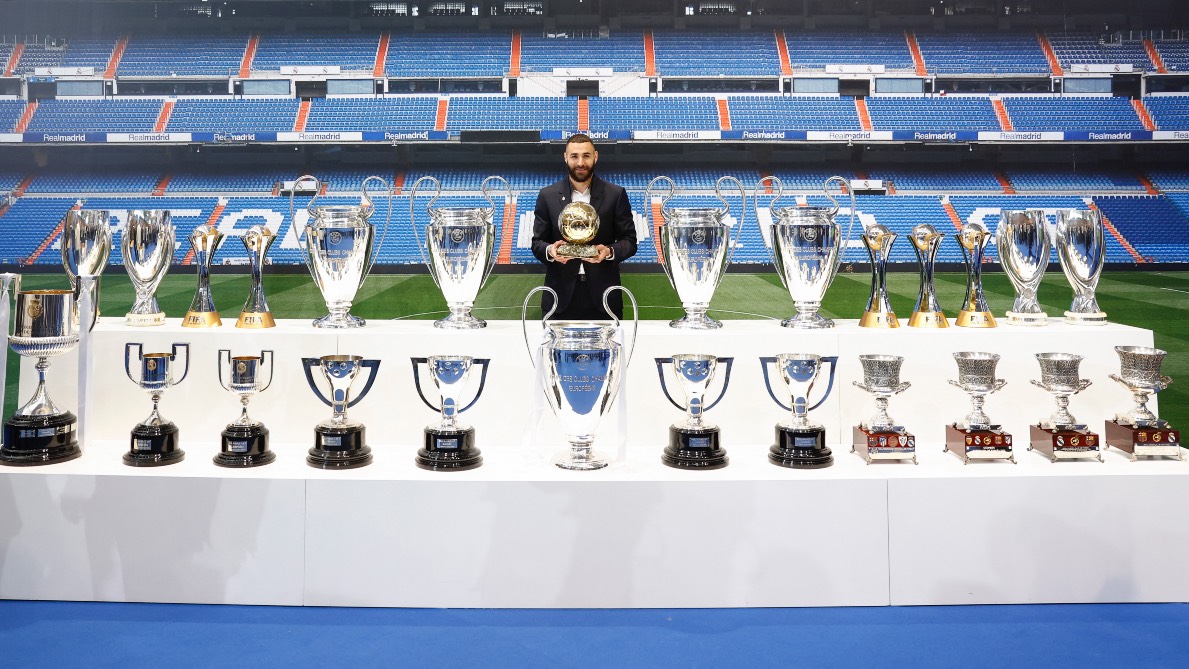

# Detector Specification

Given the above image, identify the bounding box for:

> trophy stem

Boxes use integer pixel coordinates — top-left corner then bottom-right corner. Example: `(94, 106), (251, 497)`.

(555, 438), (609, 471)
(1128, 390), (1157, 426)
(671, 304), (722, 330)
(867, 395), (893, 431)
(314, 301), (365, 329)
(17, 357), (64, 417)
(782, 301), (834, 329)
(1048, 394), (1078, 429)
(965, 393), (991, 430)
(436, 304), (486, 330)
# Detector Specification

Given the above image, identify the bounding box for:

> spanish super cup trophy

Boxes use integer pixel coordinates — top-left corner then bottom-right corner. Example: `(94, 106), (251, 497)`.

(182, 224), (224, 327)
(522, 285), (638, 471)
(409, 175), (508, 329)
(122, 210), (175, 326)
(1029, 352), (1101, 462)
(237, 224), (277, 328)
(655, 354), (734, 469)
(302, 354), (381, 469)
(860, 225), (899, 328)
(997, 209), (1050, 326)
(1056, 209), (1107, 325)
(946, 352), (1014, 464)
(61, 208), (111, 319)
(215, 349), (275, 467)
(1, 288), (83, 466)
(124, 342), (190, 466)
(648, 175), (746, 329)
(955, 222), (996, 328)
(1105, 346), (1180, 460)
(292, 174), (392, 328)
(411, 355), (491, 471)
(852, 354), (916, 464)
(757, 175), (856, 329)
(761, 353), (839, 469)
(908, 223), (948, 328)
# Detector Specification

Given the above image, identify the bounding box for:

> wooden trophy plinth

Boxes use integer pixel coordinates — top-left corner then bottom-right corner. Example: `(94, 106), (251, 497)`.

(1028, 424), (1102, 463)
(1104, 420), (1183, 461)
(945, 424), (1015, 464)
(852, 426), (916, 464)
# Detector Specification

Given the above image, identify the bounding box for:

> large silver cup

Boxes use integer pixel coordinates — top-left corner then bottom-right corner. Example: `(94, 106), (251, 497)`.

(237, 224), (277, 328)
(860, 225), (899, 328)
(182, 224), (224, 328)
(649, 175), (746, 329)
(61, 208), (111, 321)
(1109, 346), (1172, 427)
(955, 222), (996, 328)
(758, 175), (856, 329)
(1056, 209), (1106, 325)
(853, 354), (911, 431)
(997, 209), (1050, 326)
(908, 224), (948, 328)
(122, 210), (175, 326)
(409, 175), (507, 329)
(1030, 352), (1093, 429)
(949, 352), (1007, 430)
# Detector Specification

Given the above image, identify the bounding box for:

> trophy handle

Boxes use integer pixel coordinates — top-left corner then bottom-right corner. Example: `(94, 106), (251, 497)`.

(602, 285), (639, 368)
(480, 175), (510, 214)
(647, 175), (676, 221)
(754, 175), (784, 213)
(360, 175), (392, 286)
(410, 357), (440, 413)
(302, 357), (333, 408)
(348, 359), (382, 408)
(409, 175), (441, 273)
(521, 285), (557, 367)
(1029, 379), (1047, 390)
(824, 175), (856, 284)
(758, 356), (792, 412)
(0, 273), (20, 338)
(715, 176), (747, 267)
(124, 342), (143, 386)
(292, 174), (320, 280)
(654, 358), (686, 412)
(459, 358), (491, 413)
(259, 350), (275, 393)
(480, 176), (511, 290)
(217, 348), (231, 393)
(807, 356), (839, 412)
(170, 342), (190, 386)
(702, 356), (734, 412)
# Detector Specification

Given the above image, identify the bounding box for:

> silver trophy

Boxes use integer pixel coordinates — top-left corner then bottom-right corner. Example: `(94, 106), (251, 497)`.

(760, 353), (839, 468)
(1029, 352), (1101, 462)
(648, 175), (746, 329)
(1055, 209), (1106, 325)
(409, 175), (507, 329)
(122, 210), (175, 326)
(860, 225), (899, 328)
(947, 352), (1014, 464)
(997, 209), (1050, 326)
(124, 342), (190, 466)
(757, 175), (856, 329)
(1106, 346), (1180, 460)
(522, 285), (638, 471)
(411, 355), (491, 470)
(2, 288), (82, 466)
(655, 354), (734, 469)
(852, 354), (916, 464)
(61, 208), (111, 320)
(216, 349), (275, 467)
(955, 222), (996, 327)
(182, 224), (224, 328)
(908, 224), (948, 328)
(237, 224), (277, 328)
(302, 355), (381, 468)
(292, 175), (392, 328)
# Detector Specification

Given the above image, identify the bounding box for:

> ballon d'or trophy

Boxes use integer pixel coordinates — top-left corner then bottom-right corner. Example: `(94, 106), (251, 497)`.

(1028, 352), (1101, 462)
(1105, 346), (1181, 460)
(302, 354), (381, 469)
(124, 342), (190, 466)
(237, 224), (277, 328)
(411, 355), (491, 471)
(955, 222), (996, 327)
(761, 353), (839, 469)
(61, 209), (112, 319)
(997, 209), (1050, 326)
(122, 209), (174, 326)
(907, 223), (948, 328)
(556, 201), (600, 259)
(1056, 209), (1107, 325)
(945, 352), (1014, 464)
(852, 354), (916, 464)
(216, 349), (275, 467)
(182, 224), (224, 327)
(859, 225), (899, 328)
(655, 354), (734, 470)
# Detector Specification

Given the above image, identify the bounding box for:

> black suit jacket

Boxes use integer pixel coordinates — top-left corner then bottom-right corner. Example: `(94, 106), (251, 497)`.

(531, 174), (637, 317)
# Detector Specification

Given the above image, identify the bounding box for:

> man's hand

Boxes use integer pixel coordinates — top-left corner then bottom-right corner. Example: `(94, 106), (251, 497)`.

(586, 244), (612, 264)
(548, 240), (572, 263)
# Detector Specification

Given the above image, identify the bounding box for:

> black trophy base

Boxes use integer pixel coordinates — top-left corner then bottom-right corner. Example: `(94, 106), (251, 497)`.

(308, 424), (372, 469)
(125, 422), (185, 467)
(215, 424), (275, 468)
(770, 425), (833, 469)
(416, 427), (482, 471)
(661, 425), (728, 470)
(1, 412), (81, 466)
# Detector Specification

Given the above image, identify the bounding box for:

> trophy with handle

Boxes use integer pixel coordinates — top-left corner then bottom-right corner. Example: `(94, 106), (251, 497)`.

(216, 349), (275, 467)
(859, 225), (899, 328)
(411, 355), (491, 471)
(852, 354), (916, 464)
(182, 224), (224, 327)
(1105, 346), (1180, 460)
(122, 210), (175, 326)
(997, 209), (1050, 326)
(946, 352), (1014, 464)
(1028, 352), (1101, 462)
(124, 342), (190, 466)
(1056, 208), (1107, 325)
(61, 208), (111, 321)
(655, 354), (733, 469)
(302, 354), (381, 469)
(761, 353), (838, 469)
(955, 222), (996, 328)
(237, 224), (277, 328)
(908, 223), (948, 328)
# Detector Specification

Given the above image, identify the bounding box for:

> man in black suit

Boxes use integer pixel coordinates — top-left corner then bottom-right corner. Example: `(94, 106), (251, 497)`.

(532, 133), (637, 319)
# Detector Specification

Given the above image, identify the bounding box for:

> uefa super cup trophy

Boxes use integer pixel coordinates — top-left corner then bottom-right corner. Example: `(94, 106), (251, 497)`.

(997, 209), (1050, 326)
(409, 175), (507, 329)
(215, 349), (275, 467)
(946, 352), (1014, 464)
(648, 175), (746, 329)
(955, 222), (996, 328)
(852, 354), (916, 464)
(122, 210), (175, 326)
(124, 342), (190, 466)
(411, 355), (491, 471)
(1, 288), (83, 466)
(1029, 352), (1101, 462)
(61, 208), (111, 320)
(758, 175), (856, 329)
(292, 174), (392, 328)
(1105, 346), (1181, 460)
(182, 224), (224, 327)
(522, 285), (638, 470)
(1056, 209), (1106, 325)
(860, 225), (899, 328)
(302, 354), (381, 469)
(908, 224), (948, 328)
(655, 354), (734, 469)
(761, 353), (839, 469)
(237, 224), (277, 328)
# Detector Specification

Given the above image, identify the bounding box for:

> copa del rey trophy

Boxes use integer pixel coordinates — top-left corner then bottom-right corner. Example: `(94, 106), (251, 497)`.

(761, 353), (839, 469)
(1029, 352), (1102, 462)
(945, 352), (1014, 464)
(411, 355), (491, 471)
(655, 354), (734, 469)
(997, 209), (1051, 326)
(182, 224), (224, 328)
(124, 342), (190, 466)
(852, 354), (916, 464)
(122, 210), (175, 326)
(302, 354), (381, 469)
(1056, 209), (1107, 325)
(215, 349), (275, 467)
(1105, 346), (1181, 460)
(648, 175), (746, 329)
(860, 225), (899, 328)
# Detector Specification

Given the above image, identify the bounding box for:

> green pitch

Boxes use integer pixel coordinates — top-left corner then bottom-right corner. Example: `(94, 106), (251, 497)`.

(5, 269), (1189, 431)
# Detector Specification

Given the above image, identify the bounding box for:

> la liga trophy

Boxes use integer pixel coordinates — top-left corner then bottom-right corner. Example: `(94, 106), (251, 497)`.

(761, 353), (839, 469)
(182, 224), (224, 327)
(852, 354), (916, 464)
(908, 223), (948, 328)
(1105, 346), (1180, 460)
(945, 352), (1014, 464)
(1029, 352), (1102, 462)
(237, 224), (277, 328)
(124, 342), (190, 466)
(655, 354), (734, 470)
(215, 349), (275, 467)
(302, 355), (381, 469)
(122, 210), (175, 326)
(997, 209), (1050, 326)
(411, 355), (491, 471)
(859, 225), (899, 328)
(1056, 209), (1107, 325)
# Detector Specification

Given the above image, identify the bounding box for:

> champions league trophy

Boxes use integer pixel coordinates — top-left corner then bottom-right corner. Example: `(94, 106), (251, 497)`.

(215, 349), (275, 467)
(860, 224), (899, 328)
(182, 224), (224, 327)
(122, 210), (175, 326)
(955, 222), (996, 328)
(757, 175), (856, 329)
(1029, 352), (1101, 462)
(908, 224), (948, 328)
(237, 224), (277, 328)
(761, 353), (839, 469)
(522, 285), (638, 471)
(1105, 346), (1181, 460)
(1056, 209), (1107, 325)
(61, 209), (111, 320)
(124, 342), (190, 466)
(945, 352), (1014, 464)
(409, 175), (507, 329)
(411, 355), (491, 471)
(648, 175), (746, 329)
(997, 209), (1051, 326)
(852, 354), (916, 464)
(292, 174), (392, 328)
(302, 354), (381, 469)
(655, 354), (734, 469)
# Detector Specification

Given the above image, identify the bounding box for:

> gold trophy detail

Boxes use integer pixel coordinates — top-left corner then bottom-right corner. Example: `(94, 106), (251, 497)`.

(237, 224), (277, 328)
(556, 201), (600, 259)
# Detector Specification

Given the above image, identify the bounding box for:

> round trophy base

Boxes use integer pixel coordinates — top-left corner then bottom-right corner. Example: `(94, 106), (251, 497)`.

(669, 312), (722, 330)
(553, 448), (610, 471)
(955, 310), (997, 328)
(662, 425), (728, 470)
(312, 312), (366, 329)
(125, 422), (184, 467)
(859, 310), (899, 328)
(126, 312), (166, 327)
(907, 310), (949, 328)
(1065, 310), (1108, 326)
(1, 412), (81, 467)
(770, 425), (833, 469)
(434, 313), (487, 330)
(182, 310), (222, 328)
(215, 425), (274, 468)
(308, 425), (372, 469)
(1006, 310), (1049, 326)
(236, 311), (276, 329)
(780, 313), (835, 329)
(417, 427), (482, 471)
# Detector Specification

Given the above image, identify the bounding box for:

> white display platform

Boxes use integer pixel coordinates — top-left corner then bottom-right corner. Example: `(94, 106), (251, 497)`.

(2, 317), (1185, 608)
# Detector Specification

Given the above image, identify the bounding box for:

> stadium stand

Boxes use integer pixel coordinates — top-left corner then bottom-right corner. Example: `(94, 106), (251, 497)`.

(1155, 38), (1189, 72)
(444, 96), (573, 131)
(1047, 33), (1155, 72)
(865, 96), (1000, 132)
(166, 98), (300, 132)
(25, 99), (161, 133)
(1146, 169), (1189, 192)
(13, 42), (65, 74)
(1002, 96), (1145, 132)
(1092, 195), (1189, 262)
(304, 97), (438, 132)
(588, 97), (721, 131)
(782, 32), (915, 72)
(1143, 96), (1189, 130)
(385, 32), (509, 78)
(726, 96), (862, 131)
(652, 31), (779, 76)
(519, 32), (644, 72)
(59, 38), (118, 71)
(118, 34), (247, 77)
(251, 33), (378, 73)
(861, 169), (1001, 193)
(950, 195), (1134, 263)
(1, 100), (25, 132)
(22, 169), (161, 194)
(1002, 169), (1144, 192)
(914, 33), (1050, 75)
